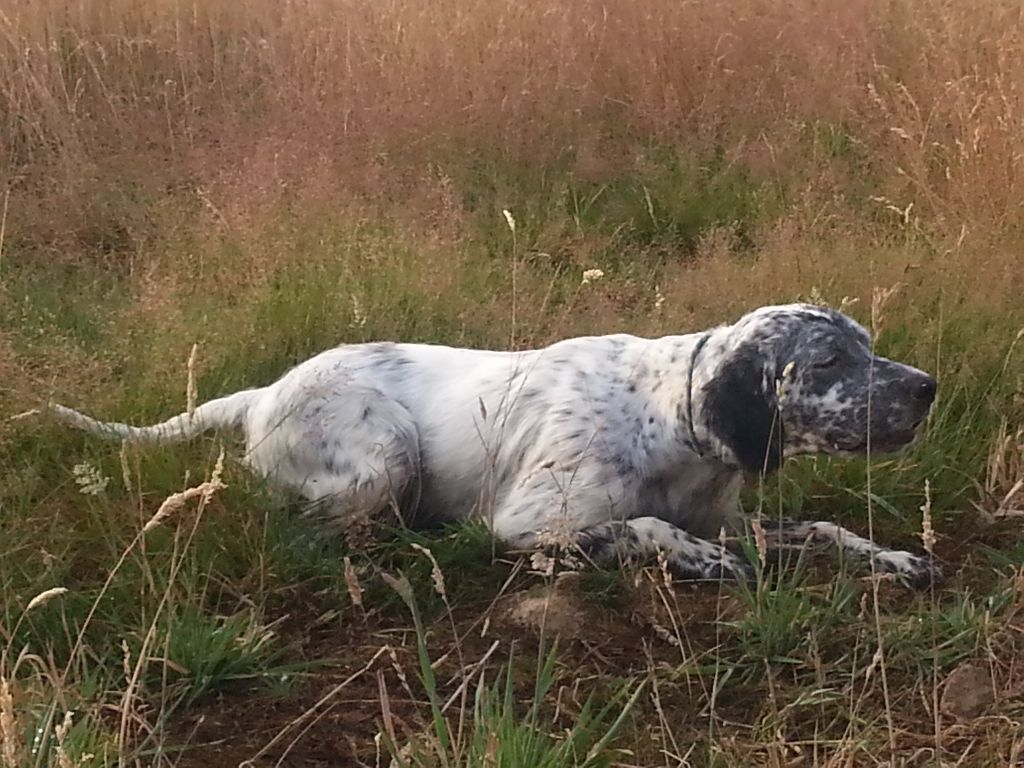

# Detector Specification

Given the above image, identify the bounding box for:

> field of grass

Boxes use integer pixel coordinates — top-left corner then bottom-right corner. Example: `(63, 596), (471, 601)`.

(2, 0), (1024, 765)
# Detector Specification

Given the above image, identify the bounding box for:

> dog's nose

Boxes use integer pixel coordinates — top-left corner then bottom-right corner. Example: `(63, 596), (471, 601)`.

(912, 374), (937, 403)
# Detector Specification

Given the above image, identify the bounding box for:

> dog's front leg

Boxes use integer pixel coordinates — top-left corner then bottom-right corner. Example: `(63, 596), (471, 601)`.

(756, 519), (942, 588)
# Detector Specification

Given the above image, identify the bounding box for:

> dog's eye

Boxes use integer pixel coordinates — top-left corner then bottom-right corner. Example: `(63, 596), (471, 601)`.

(814, 356), (839, 369)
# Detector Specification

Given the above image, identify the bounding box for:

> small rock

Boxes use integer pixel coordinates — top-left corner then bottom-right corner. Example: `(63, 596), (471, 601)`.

(940, 661), (995, 721)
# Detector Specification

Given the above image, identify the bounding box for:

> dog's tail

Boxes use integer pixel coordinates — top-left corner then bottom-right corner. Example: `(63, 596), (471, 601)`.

(48, 389), (259, 444)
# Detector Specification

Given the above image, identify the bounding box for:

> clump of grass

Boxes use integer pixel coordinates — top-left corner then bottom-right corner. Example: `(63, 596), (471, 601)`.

(383, 571), (644, 768)
(140, 605), (283, 704)
(726, 552), (858, 679)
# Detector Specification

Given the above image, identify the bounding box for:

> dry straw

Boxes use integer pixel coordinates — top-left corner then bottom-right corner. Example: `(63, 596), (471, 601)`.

(0, 189), (8, 280)
(503, 209), (518, 349)
(53, 710), (84, 768)
(142, 448), (225, 534)
(186, 343), (199, 417)
(343, 556), (365, 615)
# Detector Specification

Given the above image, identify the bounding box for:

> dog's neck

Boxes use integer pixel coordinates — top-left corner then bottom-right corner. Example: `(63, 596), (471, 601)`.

(646, 329), (742, 470)
(683, 328), (744, 469)
(685, 332), (712, 456)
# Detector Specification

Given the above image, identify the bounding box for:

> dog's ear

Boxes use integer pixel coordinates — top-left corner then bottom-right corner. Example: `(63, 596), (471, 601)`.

(701, 344), (783, 474)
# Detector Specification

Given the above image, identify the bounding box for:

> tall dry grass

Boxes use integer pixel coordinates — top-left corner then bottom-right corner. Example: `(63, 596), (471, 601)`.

(1, 0), (1023, 239)
(0, 0), (1021, 429)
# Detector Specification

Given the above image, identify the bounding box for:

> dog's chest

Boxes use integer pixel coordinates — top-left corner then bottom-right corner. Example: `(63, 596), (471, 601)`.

(638, 459), (743, 539)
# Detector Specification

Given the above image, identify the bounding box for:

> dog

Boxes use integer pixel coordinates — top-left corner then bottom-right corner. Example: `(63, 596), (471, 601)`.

(50, 303), (941, 586)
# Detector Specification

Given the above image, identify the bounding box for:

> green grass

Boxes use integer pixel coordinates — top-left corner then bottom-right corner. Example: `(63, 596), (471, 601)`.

(3, 0), (1024, 761)
(1, 148), (1022, 767)
(383, 573), (644, 768)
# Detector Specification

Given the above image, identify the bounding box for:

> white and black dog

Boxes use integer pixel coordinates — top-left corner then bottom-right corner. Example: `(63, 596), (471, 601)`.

(50, 304), (941, 586)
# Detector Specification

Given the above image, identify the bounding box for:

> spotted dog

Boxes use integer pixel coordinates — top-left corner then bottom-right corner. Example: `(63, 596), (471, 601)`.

(50, 304), (941, 586)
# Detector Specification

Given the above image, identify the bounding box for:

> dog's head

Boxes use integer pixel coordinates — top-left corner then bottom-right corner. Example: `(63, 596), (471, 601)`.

(702, 303), (936, 473)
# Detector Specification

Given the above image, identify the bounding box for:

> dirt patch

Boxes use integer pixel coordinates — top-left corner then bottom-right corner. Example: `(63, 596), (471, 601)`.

(165, 569), (719, 767)
(500, 572), (593, 641)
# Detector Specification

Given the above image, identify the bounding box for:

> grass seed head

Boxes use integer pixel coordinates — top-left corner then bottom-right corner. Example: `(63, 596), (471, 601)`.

(343, 556), (365, 613)
(25, 586), (68, 613)
(186, 342), (199, 417)
(1, 676), (18, 768)
(501, 208), (516, 235)
(410, 543), (447, 600)
(920, 479), (936, 556)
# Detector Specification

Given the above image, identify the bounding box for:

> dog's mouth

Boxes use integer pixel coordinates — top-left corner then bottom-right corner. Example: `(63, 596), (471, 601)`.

(832, 416), (928, 455)
(872, 429), (920, 452)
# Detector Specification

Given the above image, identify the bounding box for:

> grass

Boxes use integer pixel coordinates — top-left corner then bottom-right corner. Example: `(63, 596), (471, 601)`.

(384, 572), (644, 768)
(1, 0), (1024, 765)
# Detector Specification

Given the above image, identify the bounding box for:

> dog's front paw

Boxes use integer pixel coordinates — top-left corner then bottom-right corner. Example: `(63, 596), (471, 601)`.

(874, 550), (943, 589)
(695, 551), (756, 583)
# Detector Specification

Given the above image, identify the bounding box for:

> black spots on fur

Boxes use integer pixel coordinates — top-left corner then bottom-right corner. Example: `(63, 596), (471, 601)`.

(702, 343), (783, 474)
(627, 382), (637, 394)
(519, 387), (541, 402)
(324, 454), (354, 476)
(362, 343), (415, 376)
(576, 524), (616, 555)
(648, 416), (656, 425)
(672, 555), (699, 577)
(555, 407), (576, 422)
(605, 338), (626, 364)
(576, 521), (644, 562)
(610, 452), (635, 475)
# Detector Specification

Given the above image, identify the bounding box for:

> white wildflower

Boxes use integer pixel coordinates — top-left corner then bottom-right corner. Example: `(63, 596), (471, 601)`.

(654, 285), (666, 312)
(580, 268), (605, 286)
(501, 209), (516, 234)
(72, 462), (109, 496)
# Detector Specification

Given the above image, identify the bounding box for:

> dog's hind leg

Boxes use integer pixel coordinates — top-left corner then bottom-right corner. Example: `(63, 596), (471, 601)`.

(246, 384), (421, 535)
